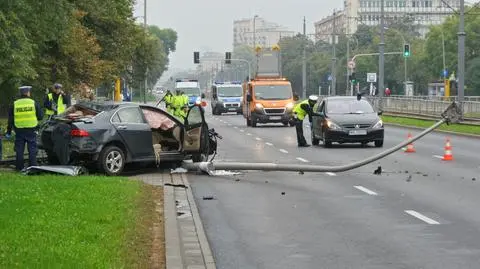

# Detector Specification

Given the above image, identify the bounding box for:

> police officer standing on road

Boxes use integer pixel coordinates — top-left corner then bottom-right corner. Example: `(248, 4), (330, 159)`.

(172, 89), (189, 121)
(44, 83), (71, 117)
(6, 86), (44, 171)
(293, 95), (319, 147)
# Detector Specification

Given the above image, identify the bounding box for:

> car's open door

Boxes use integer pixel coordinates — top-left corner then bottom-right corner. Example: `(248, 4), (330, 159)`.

(183, 105), (207, 153)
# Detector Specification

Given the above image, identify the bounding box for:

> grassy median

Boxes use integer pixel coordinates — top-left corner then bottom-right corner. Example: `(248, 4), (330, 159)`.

(382, 115), (480, 135)
(0, 172), (165, 268)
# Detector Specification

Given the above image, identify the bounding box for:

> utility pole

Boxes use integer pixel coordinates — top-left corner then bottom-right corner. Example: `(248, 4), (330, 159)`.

(143, 0), (147, 104)
(458, 0), (465, 116)
(346, 17), (350, 96)
(331, 10), (337, 96)
(378, 0), (385, 109)
(302, 16), (307, 99)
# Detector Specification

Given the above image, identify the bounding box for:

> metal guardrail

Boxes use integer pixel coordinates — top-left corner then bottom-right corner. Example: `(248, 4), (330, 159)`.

(368, 97), (480, 119)
(387, 95), (480, 102)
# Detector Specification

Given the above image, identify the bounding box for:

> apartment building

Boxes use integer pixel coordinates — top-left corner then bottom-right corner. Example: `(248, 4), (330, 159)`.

(233, 17), (296, 48)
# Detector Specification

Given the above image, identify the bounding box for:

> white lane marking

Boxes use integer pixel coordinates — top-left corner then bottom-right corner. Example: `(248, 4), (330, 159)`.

(325, 172), (337, 176)
(405, 210), (440, 225)
(265, 142), (274, 146)
(240, 129), (245, 132)
(246, 133), (252, 136)
(234, 126), (238, 129)
(433, 155), (443, 159)
(354, 186), (378, 196)
(255, 137), (262, 141)
(279, 149), (289, 153)
(296, 157), (309, 163)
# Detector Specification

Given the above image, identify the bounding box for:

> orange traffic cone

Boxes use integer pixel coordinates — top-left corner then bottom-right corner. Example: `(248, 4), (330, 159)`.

(442, 137), (453, 161)
(404, 133), (416, 153)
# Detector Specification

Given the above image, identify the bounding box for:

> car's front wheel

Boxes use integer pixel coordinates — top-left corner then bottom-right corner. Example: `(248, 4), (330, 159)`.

(375, 140), (384, 148)
(99, 145), (125, 176)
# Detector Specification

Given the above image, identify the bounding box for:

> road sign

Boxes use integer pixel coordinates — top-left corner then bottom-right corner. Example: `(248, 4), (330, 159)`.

(442, 69), (448, 77)
(348, 60), (356, 69)
(367, 73), (377, 83)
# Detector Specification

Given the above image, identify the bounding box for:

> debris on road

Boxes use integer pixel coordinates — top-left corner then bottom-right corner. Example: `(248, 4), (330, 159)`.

(473, 178), (476, 181)
(281, 192), (286, 195)
(202, 196), (216, 200)
(171, 167), (188, 174)
(164, 183), (188, 189)
(374, 166), (382, 175)
(24, 165), (87, 176)
(406, 175), (412, 182)
(210, 170), (242, 176)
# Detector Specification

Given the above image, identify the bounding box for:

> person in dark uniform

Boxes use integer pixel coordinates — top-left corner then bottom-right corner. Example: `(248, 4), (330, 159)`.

(6, 86), (44, 171)
(292, 95), (319, 147)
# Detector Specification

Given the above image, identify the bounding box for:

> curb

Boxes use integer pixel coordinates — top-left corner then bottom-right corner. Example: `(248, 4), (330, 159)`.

(182, 174), (216, 269)
(384, 122), (480, 139)
(163, 172), (216, 269)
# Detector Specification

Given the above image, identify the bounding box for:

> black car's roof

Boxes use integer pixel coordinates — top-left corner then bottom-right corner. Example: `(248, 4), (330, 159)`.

(76, 101), (141, 112)
(323, 96), (362, 101)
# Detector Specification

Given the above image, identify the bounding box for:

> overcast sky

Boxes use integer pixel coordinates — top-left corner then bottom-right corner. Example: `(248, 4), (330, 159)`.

(133, 0), (342, 72)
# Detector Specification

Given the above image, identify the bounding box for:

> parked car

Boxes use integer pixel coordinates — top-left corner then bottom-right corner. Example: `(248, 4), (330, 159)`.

(310, 96), (384, 148)
(38, 100), (216, 175)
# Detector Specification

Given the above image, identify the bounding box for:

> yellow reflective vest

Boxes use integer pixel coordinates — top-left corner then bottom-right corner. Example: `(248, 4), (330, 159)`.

(14, 98), (38, 128)
(293, 99), (309, 121)
(45, 93), (65, 115)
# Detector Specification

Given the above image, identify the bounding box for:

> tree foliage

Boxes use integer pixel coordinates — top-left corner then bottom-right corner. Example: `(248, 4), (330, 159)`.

(0, 0), (177, 104)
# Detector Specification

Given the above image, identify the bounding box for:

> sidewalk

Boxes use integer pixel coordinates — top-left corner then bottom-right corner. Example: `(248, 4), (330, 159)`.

(132, 171), (215, 269)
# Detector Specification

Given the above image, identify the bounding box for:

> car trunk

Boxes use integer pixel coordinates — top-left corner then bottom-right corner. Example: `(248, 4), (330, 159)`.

(40, 105), (101, 165)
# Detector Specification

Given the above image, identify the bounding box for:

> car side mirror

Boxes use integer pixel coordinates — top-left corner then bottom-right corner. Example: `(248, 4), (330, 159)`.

(246, 95), (252, 102)
(377, 111), (383, 115)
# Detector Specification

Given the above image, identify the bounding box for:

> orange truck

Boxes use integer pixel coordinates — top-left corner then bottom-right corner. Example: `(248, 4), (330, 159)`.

(242, 46), (295, 127)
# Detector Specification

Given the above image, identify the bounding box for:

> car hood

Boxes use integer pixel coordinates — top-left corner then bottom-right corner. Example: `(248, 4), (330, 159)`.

(326, 113), (380, 125)
(218, 97), (241, 102)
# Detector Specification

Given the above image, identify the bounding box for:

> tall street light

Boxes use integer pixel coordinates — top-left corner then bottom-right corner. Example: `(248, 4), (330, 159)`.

(253, 15), (259, 47)
(378, 0), (385, 109)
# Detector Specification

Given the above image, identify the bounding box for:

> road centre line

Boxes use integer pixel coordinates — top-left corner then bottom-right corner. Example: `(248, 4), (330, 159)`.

(247, 133), (252, 136)
(433, 155), (443, 159)
(296, 157), (309, 163)
(255, 137), (262, 141)
(234, 126), (238, 129)
(279, 149), (289, 154)
(265, 142), (274, 146)
(405, 210), (440, 225)
(354, 186), (378, 195)
(240, 129), (245, 132)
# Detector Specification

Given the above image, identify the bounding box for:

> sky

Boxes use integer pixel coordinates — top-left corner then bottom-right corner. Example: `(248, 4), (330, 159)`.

(133, 0), (342, 73)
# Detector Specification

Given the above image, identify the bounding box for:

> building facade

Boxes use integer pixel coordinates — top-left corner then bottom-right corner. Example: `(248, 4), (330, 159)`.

(314, 10), (346, 43)
(315, 0), (460, 38)
(233, 17), (295, 48)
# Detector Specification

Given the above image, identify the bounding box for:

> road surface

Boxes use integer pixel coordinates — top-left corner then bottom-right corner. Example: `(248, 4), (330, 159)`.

(190, 108), (480, 269)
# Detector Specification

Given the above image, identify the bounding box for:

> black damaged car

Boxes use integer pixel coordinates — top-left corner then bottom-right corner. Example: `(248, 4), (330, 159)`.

(311, 96), (384, 148)
(38, 101), (217, 175)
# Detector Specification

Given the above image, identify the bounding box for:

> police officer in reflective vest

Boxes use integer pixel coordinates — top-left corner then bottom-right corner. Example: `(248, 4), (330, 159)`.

(44, 83), (71, 117)
(172, 89), (189, 120)
(293, 95), (319, 147)
(6, 86), (44, 171)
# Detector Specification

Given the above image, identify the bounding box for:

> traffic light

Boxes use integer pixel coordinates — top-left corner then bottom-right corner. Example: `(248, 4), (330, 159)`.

(225, 52), (231, 64)
(193, 51), (200, 64)
(349, 72), (356, 83)
(403, 44), (410, 57)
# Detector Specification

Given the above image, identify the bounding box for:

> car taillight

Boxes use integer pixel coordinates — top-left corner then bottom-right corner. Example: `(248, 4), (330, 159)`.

(70, 129), (90, 137)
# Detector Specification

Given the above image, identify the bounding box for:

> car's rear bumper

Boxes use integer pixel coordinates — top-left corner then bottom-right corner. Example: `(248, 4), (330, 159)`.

(324, 128), (384, 142)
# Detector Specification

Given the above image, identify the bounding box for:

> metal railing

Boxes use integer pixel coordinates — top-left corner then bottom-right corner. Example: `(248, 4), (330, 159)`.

(316, 95), (480, 120)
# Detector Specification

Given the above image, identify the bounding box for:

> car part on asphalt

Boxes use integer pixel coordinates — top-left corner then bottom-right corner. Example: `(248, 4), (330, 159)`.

(182, 102), (462, 175)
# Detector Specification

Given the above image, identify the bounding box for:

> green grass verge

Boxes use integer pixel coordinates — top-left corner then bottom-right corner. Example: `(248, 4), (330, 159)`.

(382, 115), (480, 135)
(0, 172), (162, 268)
